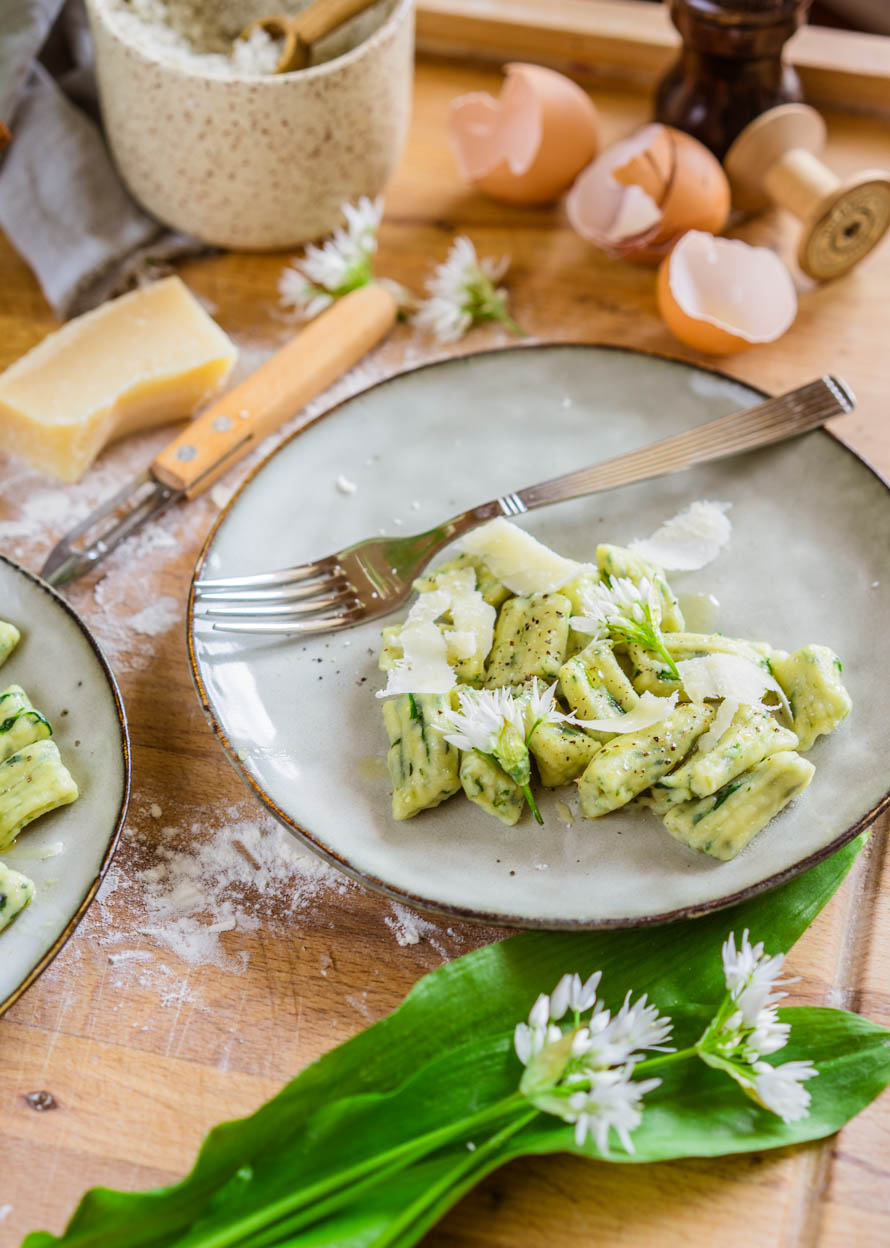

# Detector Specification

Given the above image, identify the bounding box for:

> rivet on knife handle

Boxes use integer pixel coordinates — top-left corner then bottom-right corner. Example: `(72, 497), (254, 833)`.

(151, 283), (398, 499)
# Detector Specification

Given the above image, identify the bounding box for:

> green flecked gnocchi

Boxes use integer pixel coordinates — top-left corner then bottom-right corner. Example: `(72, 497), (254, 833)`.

(627, 642), (684, 699)
(558, 639), (640, 741)
(0, 620), (20, 668)
(657, 704), (799, 801)
(560, 640), (638, 709)
(528, 720), (601, 788)
(665, 632), (773, 666)
(770, 645), (852, 751)
(0, 738), (79, 852)
(0, 623), (83, 946)
(484, 593), (571, 689)
(460, 750), (524, 825)
(629, 632), (775, 699)
(0, 860), (34, 932)
(0, 685), (53, 763)
(376, 518), (852, 858)
(557, 661), (624, 738)
(662, 751), (815, 861)
(558, 567), (602, 617)
(383, 693), (461, 821)
(578, 703), (714, 818)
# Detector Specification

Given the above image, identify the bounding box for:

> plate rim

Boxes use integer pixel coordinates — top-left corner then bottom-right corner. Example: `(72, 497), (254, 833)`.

(186, 342), (890, 929)
(0, 553), (131, 1015)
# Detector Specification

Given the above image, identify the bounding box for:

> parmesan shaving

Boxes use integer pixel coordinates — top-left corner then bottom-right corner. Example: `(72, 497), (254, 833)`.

(461, 518), (582, 595)
(694, 697), (740, 755)
(376, 620), (456, 697)
(630, 500), (732, 571)
(437, 569), (496, 665)
(381, 569), (494, 676)
(376, 567), (495, 697)
(677, 654), (788, 716)
(576, 690), (678, 734)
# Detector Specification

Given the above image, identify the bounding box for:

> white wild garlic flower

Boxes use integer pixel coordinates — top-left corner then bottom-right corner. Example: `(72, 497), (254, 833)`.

(414, 236), (522, 343)
(437, 686), (526, 755)
(745, 1059), (818, 1123)
(521, 679), (579, 740)
(722, 928), (794, 1024)
(435, 685), (547, 822)
(571, 991), (675, 1070)
(572, 575), (680, 681)
(697, 929), (816, 1124)
(549, 971), (602, 1020)
(571, 576), (653, 637)
(439, 681), (576, 755)
(517, 933), (817, 1150)
(278, 196), (383, 318)
(567, 1068), (663, 1152)
(514, 970), (672, 1154)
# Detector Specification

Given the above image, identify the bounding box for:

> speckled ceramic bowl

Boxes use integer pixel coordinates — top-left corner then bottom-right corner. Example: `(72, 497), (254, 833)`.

(86, 0), (414, 248)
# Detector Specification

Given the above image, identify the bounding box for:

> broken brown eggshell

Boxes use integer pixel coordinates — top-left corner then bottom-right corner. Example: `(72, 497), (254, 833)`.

(656, 230), (798, 354)
(566, 124), (731, 262)
(448, 63), (600, 205)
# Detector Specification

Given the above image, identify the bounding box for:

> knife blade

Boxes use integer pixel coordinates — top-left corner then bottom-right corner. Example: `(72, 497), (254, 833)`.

(40, 283), (398, 588)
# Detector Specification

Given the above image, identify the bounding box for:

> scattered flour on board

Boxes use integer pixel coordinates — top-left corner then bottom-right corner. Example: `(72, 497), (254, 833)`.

(87, 807), (349, 976)
(128, 595), (180, 636)
(91, 578), (183, 670)
(0, 488), (91, 542)
(385, 903), (450, 956)
(78, 801), (457, 992)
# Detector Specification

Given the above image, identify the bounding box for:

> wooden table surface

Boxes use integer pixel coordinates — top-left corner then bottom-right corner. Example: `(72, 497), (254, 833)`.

(2, 57), (889, 1248)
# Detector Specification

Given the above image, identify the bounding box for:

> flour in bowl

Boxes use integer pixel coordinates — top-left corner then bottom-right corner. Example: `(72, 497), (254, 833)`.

(104, 0), (283, 76)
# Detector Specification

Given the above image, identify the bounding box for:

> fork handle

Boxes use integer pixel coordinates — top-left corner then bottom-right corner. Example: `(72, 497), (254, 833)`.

(152, 284), (397, 499)
(454, 375), (854, 533)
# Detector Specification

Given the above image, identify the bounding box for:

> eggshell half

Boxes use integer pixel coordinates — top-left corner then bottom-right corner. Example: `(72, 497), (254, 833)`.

(657, 231), (798, 354)
(448, 63), (599, 205)
(567, 124), (730, 262)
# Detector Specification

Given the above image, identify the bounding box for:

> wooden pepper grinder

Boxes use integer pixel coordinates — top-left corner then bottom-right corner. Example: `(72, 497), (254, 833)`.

(655, 0), (811, 159)
(724, 103), (890, 279)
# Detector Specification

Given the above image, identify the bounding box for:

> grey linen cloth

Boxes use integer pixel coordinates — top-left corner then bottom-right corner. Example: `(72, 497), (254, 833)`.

(0, 0), (204, 317)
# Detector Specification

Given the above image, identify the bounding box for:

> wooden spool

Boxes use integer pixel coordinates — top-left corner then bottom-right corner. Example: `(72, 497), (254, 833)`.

(724, 103), (890, 281)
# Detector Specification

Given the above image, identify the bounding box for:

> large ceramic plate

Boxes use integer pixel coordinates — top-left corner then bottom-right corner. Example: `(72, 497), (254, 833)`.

(188, 345), (890, 928)
(0, 556), (130, 1012)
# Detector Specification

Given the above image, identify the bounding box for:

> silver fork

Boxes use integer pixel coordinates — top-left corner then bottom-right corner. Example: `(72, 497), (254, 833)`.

(193, 375), (854, 635)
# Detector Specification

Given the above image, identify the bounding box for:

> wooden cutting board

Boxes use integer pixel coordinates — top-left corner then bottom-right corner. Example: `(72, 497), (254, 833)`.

(1, 57), (889, 1248)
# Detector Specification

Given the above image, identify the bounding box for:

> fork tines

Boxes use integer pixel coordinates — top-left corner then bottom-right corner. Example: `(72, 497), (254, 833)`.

(194, 558), (362, 632)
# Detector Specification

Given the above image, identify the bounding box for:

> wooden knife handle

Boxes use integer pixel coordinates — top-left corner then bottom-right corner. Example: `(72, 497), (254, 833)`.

(152, 283), (397, 498)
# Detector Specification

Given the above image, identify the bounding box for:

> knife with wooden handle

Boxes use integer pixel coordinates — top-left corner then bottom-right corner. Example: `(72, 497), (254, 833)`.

(40, 284), (398, 587)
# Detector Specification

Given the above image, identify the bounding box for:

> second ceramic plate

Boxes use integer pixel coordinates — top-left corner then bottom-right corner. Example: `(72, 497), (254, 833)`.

(189, 346), (890, 928)
(0, 555), (130, 1013)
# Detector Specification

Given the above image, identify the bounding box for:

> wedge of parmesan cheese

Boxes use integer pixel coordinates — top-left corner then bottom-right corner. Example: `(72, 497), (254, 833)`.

(0, 277), (237, 482)
(461, 519), (583, 595)
(630, 501), (732, 571)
